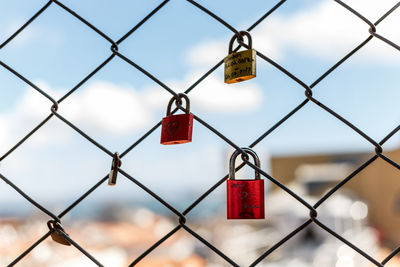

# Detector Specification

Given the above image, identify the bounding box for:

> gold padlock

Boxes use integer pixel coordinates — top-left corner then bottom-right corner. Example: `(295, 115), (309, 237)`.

(224, 31), (256, 84)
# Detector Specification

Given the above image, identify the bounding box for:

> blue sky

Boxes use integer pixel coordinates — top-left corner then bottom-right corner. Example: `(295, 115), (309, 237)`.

(0, 0), (400, 210)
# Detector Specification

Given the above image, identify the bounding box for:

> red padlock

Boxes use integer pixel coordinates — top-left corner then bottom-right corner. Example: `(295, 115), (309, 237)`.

(227, 148), (265, 219)
(161, 93), (194, 145)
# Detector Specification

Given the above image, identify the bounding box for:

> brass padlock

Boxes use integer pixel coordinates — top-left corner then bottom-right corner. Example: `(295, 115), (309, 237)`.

(224, 31), (256, 84)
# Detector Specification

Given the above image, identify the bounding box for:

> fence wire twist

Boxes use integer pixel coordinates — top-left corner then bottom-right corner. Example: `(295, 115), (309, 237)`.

(1, 0), (400, 266)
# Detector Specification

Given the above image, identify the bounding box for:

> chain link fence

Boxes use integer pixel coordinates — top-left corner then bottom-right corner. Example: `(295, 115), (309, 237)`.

(1, 0), (400, 266)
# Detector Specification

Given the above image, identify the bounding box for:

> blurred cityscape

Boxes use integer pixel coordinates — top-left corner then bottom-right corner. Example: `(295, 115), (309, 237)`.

(2, 146), (400, 267)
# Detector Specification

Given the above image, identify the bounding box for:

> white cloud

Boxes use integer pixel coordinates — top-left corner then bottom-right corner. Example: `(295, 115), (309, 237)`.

(60, 78), (261, 132)
(143, 72), (263, 114)
(189, 74), (262, 112)
(186, 0), (400, 66)
(0, 81), (152, 155)
(61, 81), (151, 135)
(1, 19), (38, 46)
(0, 117), (11, 150)
(0, 76), (262, 151)
(269, 0), (400, 62)
(1, 19), (65, 49)
(0, 80), (261, 203)
(0, 84), (62, 149)
(186, 40), (227, 67)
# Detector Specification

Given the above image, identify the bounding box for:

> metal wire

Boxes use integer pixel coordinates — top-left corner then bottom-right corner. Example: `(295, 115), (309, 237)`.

(0, 0), (400, 266)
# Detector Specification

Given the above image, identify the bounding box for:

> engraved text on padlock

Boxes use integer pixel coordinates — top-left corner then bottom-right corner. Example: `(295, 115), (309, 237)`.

(224, 31), (256, 84)
(47, 220), (71, 246)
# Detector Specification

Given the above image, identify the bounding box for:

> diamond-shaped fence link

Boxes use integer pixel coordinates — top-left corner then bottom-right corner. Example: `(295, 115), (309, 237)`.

(1, 0), (400, 266)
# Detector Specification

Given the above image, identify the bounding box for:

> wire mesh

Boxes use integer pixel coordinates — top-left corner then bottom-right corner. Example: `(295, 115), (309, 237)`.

(1, 0), (400, 266)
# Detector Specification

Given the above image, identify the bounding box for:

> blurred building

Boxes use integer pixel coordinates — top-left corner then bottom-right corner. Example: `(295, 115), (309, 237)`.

(270, 147), (400, 245)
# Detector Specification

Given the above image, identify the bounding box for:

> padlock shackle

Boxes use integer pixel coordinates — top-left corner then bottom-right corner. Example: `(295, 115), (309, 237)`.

(166, 93), (190, 116)
(47, 220), (64, 233)
(229, 147), (261, 180)
(228, 31), (252, 54)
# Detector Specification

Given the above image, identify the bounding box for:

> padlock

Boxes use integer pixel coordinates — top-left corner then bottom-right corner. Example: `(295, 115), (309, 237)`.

(224, 31), (256, 84)
(108, 152), (121, 186)
(160, 93), (194, 145)
(47, 220), (71, 246)
(227, 148), (265, 219)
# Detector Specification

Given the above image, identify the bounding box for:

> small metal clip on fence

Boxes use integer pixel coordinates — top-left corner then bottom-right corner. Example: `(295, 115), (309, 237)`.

(108, 152), (121, 186)
(47, 220), (71, 246)
(1, 0), (400, 266)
